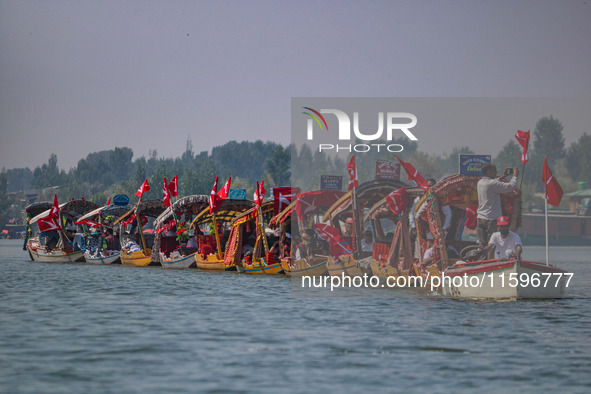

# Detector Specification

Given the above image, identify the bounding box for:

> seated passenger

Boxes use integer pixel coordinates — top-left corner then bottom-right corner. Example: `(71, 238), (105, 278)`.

(122, 234), (142, 254)
(481, 216), (523, 260)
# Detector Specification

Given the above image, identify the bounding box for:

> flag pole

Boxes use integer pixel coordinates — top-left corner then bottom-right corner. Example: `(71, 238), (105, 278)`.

(519, 161), (526, 190)
(544, 157), (549, 266)
(212, 213), (223, 260)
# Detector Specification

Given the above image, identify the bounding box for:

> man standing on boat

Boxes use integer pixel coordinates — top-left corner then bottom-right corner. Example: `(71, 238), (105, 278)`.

(480, 216), (523, 260)
(477, 163), (519, 254)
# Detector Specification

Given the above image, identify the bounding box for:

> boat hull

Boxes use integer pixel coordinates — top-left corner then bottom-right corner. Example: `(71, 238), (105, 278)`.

(28, 245), (84, 263)
(120, 249), (154, 267)
(282, 256), (328, 277)
(369, 258), (400, 284)
(159, 252), (197, 269)
(237, 257), (283, 275)
(441, 259), (569, 299)
(195, 253), (236, 271)
(84, 251), (121, 265)
(327, 254), (370, 278)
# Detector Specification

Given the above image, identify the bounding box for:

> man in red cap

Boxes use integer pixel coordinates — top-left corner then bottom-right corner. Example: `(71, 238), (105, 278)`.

(343, 216), (354, 237)
(480, 216), (523, 260)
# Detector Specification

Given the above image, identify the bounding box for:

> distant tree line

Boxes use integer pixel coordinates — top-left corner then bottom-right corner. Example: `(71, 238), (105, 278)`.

(1, 115), (590, 226)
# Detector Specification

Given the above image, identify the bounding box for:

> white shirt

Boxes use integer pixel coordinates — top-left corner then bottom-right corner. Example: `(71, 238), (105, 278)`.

(361, 238), (373, 252)
(123, 241), (141, 253)
(488, 231), (522, 259)
(477, 176), (517, 220)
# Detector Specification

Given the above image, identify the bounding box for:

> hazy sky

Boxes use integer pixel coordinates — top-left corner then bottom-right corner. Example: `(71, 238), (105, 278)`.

(1, 0), (590, 171)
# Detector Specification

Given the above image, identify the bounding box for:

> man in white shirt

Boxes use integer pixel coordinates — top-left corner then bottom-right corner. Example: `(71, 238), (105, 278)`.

(481, 216), (523, 260)
(122, 234), (142, 254)
(477, 163), (519, 250)
(361, 229), (373, 252)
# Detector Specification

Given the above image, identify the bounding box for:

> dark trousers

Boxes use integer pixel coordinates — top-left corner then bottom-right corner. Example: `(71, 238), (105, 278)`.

(477, 219), (497, 248)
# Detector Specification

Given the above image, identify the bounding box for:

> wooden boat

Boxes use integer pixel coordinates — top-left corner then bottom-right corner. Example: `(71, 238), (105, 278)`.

(228, 201), (284, 275)
(191, 199), (254, 271)
(114, 200), (167, 267)
(322, 179), (408, 279)
(364, 186), (427, 285)
(76, 202), (134, 264)
(153, 195), (253, 269)
(27, 199), (100, 263)
(414, 173), (569, 299)
(24, 201), (54, 260)
(441, 258), (569, 299)
(153, 195), (209, 269)
(269, 189), (345, 277)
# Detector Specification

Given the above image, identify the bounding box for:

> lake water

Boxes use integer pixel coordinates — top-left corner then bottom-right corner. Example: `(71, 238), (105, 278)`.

(1, 239), (590, 393)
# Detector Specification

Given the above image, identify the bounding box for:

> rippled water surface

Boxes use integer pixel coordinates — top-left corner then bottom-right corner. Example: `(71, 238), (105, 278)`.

(1, 240), (590, 393)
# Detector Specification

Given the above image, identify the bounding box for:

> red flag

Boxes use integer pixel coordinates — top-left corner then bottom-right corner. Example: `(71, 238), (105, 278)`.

(273, 187), (300, 216)
(386, 187), (409, 215)
(38, 216), (62, 232)
(218, 177), (231, 200)
(38, 194), (62, 232)
(74, 219), (101, 227)
(135, 179), (150, 200)
(313, 223), (351, 256)
(295, 190), (343, 223)
(168, 175), (178, 197)
(395, 156), (429, 191)
(253, 181), (266, 207)
(106, 197), (112, 205)
(254, 181), (266, 207)
(347, 156), (358, 191)
(209, 176), (219, 214)
(210, 176), (232, 214)
(464, 204), (478, 230)
(542, 157), (563, 207)
(515, 130), (530, 164)
(49, 194), (60, 217)
(162, 177), (171, 207)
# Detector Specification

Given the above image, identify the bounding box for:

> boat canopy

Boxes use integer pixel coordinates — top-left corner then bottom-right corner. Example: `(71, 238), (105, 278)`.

(29, 199), (101, 225)
(323, 179), (407, 223)
(77, 204), (135, 222)
(154, 195), (210, 229)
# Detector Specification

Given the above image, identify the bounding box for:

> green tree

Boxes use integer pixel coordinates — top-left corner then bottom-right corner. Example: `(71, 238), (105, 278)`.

(266, 145), (291, 187)
(32, 153), (65, 189)
(565, 133), (591, 185)
(532, 116), (565, 167)
(494, 140), (522, 171)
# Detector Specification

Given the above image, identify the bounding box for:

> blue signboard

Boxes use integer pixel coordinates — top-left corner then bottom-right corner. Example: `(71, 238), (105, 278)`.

(459, 155), (491, 175)
(228, 189), (246, 200)
(112, 194), (130, 206)
(321, 175), (343, 191)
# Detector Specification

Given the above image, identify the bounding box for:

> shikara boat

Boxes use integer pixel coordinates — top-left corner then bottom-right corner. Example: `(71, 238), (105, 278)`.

(270, 190), (344, 277)
(114, 200), (167, 267)
(24, 201), (53, 260)
(364, 185), (427, 284)
(190, 198), (254, 271)
(76, 202), (134, 264)
(153, 195), (209, 269)
(227, 201), (283, 275)
(414, 174), (569, 299)
(27, 199), (100, 263)
(322, 179), (408, 278)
